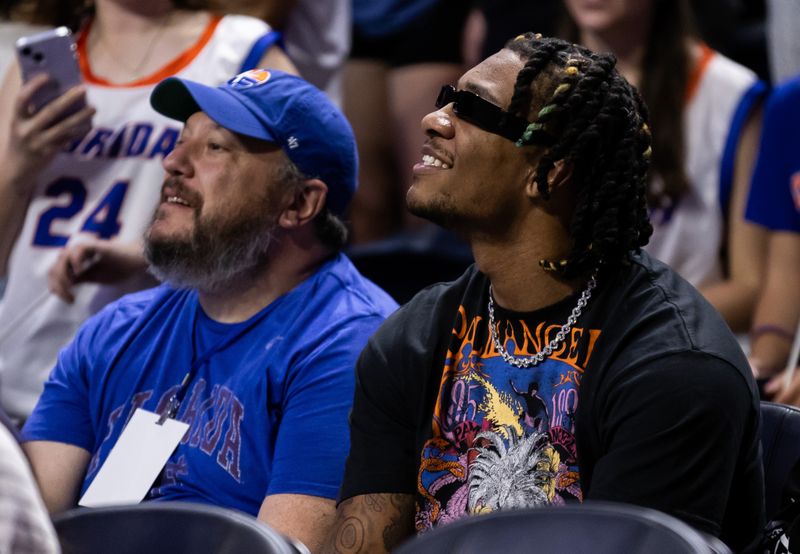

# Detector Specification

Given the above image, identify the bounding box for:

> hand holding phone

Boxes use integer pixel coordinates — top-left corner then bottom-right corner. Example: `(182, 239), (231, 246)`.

(3, 27), (94, 187)
(15, 26), (87, 115)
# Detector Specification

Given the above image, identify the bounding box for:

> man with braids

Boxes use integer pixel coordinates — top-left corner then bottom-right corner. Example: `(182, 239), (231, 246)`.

(323, 34), (764, 554)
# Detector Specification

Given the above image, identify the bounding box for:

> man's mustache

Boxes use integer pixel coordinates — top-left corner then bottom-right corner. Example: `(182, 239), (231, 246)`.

(160, 176), (203, 210)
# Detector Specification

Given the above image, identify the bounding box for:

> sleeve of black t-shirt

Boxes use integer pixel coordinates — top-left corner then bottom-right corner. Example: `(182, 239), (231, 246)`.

(585, 350), (760, 540)
(338, 286), (452, 502)
(338, 338), (420, 501)
(338, 272), (477, 502)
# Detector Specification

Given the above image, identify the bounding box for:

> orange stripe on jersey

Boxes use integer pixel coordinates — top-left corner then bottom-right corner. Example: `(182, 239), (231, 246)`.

(685, 43), (715, 103)
(77, 14), (223, 88)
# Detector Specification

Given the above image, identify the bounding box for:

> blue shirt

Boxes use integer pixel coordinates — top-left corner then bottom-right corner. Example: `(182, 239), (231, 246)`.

(746, 76), (800, 233)
(23, 254), (397, 515)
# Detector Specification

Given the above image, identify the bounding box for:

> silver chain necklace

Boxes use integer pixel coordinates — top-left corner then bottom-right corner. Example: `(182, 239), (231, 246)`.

(488, 272), (597, 368)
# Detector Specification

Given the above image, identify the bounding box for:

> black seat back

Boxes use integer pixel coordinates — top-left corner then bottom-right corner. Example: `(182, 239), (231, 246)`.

(760, 401), (800, 519)
(394, 501), (728, 554)
(53, 502), (300, 554)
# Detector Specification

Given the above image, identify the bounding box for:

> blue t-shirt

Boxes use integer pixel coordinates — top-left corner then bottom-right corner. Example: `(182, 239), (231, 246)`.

(745, 76), (800, 233)
(23, 254), (397, 515)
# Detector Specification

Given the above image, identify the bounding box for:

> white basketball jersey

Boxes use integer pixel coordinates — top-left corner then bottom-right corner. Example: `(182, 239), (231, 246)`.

(0, 14), (274, 417)
(645, 48), (760, 288)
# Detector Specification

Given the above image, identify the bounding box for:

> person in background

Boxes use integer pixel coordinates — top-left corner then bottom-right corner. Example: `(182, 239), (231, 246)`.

(765, 0), (800, 83)
(561, 0), (768, 333)
(744, 75), (800, 403)
(323, 34), (763, 554)
(0, 0), (45, 85)
(0, 422), (59, 553)
(344, 0), (471, 243)
(22, 69), (397, 553)
(211, 0), (350, 104)
(0, 0), (295, 420)
(462, 0), (561, 68)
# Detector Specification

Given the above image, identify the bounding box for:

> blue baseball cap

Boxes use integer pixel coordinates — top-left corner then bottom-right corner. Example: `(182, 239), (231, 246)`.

(150, 69), (357, 215)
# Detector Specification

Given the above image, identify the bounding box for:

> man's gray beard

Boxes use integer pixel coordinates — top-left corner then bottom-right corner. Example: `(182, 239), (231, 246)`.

(144, 211), (276, 294)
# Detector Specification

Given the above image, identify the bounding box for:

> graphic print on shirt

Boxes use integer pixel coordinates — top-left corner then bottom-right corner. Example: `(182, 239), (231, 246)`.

(85, 378), (245, 496)
(416, 305), (601, 531)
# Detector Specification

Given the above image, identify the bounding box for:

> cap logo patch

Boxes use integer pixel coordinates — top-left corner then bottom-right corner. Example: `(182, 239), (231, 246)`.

(287, 136), (299, 149)
(228, 69), (272, 90)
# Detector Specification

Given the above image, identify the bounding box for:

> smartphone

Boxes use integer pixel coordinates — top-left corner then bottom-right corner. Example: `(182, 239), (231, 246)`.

(15, 26), (86, 114)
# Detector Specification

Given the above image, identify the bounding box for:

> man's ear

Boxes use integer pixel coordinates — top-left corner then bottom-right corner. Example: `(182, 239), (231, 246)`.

(548, 159), (573, 190)
(277, 178), (328, 229)
(525, 159), (573, 198)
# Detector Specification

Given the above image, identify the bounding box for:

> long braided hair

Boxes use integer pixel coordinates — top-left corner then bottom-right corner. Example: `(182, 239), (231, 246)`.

(505, 33), (652, 279)
(558, 0), (696, 209)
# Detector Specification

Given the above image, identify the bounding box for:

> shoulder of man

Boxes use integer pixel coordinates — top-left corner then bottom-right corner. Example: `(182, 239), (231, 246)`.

(319, 254), (400, 321)
(375, 264), (477, 334)
(75, 284), (182, 350)
(588, 251), (751, 385)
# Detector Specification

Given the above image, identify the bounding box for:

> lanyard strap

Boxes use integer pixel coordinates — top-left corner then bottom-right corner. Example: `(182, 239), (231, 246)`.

(157, 301), (273, 424)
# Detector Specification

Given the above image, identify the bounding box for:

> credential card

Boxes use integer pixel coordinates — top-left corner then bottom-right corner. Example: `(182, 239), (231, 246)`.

(79, 408), (189, 507)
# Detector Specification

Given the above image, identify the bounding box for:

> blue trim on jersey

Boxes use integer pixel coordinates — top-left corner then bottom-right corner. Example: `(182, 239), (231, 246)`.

(718, 79), (769, 217)
(238, 31), (284, 73)
(745, 76), (800, 232)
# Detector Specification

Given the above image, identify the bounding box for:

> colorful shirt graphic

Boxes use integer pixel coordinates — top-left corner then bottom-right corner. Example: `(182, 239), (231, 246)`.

(416, 305), (601, 531)
(340, 257), (765, 552)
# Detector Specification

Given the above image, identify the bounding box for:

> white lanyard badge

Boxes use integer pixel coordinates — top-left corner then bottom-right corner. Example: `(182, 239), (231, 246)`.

(79, 408), (189, 507)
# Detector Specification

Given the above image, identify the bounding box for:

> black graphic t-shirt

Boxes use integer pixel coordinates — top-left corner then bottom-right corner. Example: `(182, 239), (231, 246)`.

(340, 252), (764, 553)
(416, 288), (596, 529)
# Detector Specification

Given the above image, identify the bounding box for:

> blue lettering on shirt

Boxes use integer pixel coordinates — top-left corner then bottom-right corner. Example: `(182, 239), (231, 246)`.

(66, 123), (182, 160)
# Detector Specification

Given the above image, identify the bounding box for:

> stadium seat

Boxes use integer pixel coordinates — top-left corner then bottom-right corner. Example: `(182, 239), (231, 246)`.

(394, 501), (731, 554)
(52, 502), (307, 554)
(761, 401), (800, 519)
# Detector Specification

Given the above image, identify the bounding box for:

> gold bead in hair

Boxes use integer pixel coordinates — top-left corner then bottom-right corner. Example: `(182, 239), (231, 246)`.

(565, 67), (579, 76)
(539, 258), (568, 273)
(553, 83), (571, 97)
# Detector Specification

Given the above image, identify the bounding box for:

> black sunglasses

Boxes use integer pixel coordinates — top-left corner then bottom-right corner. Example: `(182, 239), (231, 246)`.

(435, 85), (531, 143)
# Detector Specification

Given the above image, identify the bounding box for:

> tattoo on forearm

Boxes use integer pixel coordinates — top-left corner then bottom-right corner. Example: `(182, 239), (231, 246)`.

(364, 494), (387, 512)
(335, 517), (365, 552)
(327, 494), (415, 554)
(382, 498), (415, 551)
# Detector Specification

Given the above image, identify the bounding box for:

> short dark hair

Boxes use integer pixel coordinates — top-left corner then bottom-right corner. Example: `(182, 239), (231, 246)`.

(505, 34), (653, 279)
(276, 160), (349, 251)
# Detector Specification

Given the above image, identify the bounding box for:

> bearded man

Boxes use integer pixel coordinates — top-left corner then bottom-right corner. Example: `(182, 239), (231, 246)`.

(21, 69), (397, 553)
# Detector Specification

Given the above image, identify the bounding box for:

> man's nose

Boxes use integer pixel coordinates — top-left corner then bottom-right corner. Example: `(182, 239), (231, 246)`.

(421, 105), (455, 139)
(162, 142), (194, 178)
